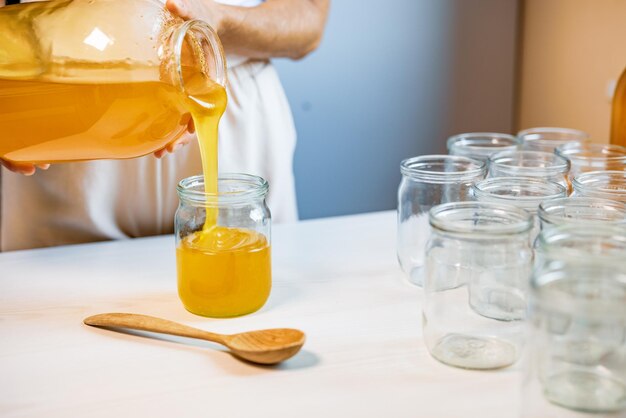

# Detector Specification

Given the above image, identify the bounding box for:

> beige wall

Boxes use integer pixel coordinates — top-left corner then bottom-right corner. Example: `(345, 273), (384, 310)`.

(517, 0), (626, 143)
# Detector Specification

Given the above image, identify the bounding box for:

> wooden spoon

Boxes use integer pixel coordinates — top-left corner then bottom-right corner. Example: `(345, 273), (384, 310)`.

(84, 313), (305, 365)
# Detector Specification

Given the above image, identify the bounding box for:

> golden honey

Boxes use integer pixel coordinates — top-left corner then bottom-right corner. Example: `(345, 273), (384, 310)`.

(176, 226), (271, 317)
(176, 73), (272, 317)
(0, 78), (191, 163)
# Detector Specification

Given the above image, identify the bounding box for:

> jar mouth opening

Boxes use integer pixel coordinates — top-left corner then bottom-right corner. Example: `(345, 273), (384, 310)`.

(177, 173), (268, 204)
(572, 171), (626, 197)
(171, 19), (227, 93)
(489, 150), (570, 173)
(447, 133), (519, 155)
(556, 143), (626, 162)
(518, 127), (589, 147)
(400, 155), (485, 182)
(429, 201), (532, 235)
(534, 224), (626, 265)
(531, 268), (626, 316)
(538, 197), (626, 226)
(472, 177), (567, 207)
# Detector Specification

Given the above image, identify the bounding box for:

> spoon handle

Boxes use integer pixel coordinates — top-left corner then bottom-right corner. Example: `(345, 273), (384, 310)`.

(84, 313), (227, 345)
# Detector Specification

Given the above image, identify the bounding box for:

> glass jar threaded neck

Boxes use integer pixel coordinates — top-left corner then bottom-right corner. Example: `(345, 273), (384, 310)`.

(177, 173), (269, 206)
(400, 155), (486, 184)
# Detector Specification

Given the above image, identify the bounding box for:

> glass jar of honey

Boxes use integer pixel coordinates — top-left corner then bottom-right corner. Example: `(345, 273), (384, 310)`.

(175, 174), (271, 318)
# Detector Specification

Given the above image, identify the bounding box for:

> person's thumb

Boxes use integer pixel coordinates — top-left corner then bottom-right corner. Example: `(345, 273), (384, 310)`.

(165, 0), (190, 20)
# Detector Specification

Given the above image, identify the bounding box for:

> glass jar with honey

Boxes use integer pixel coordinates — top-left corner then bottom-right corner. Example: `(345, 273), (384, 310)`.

(0, 0), (226, 164)
(175, 174), (272, 318)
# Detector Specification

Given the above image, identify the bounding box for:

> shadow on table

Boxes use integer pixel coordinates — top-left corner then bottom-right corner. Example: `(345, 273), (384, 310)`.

(233, 349), (320, 371)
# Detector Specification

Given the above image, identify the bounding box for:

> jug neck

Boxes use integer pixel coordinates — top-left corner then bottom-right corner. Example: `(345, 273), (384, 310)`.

(165, 19), (227, 94)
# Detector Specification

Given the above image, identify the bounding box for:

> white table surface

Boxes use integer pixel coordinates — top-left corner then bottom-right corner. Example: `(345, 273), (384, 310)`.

(0, 211), (521, 418)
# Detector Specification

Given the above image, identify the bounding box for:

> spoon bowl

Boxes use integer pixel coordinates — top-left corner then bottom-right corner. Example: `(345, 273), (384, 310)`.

(84, 313), (305, 365)
(226, 328), (305, 364)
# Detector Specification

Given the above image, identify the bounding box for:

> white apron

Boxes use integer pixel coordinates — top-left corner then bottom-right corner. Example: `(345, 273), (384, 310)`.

(0, 60), (298, 251)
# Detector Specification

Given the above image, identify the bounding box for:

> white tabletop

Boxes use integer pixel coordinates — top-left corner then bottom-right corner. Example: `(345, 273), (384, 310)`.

(0, 211), (520, 418)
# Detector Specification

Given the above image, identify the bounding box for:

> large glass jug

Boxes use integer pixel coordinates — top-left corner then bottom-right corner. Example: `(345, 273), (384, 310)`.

(0, 0), (226, 164)
(611, 66), (626, 147)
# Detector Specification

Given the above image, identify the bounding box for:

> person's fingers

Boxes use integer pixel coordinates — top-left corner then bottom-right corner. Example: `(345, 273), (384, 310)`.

(17, 164), (36, 176)
(179, 112), (194, 134)
(165, 0), (190, 19)
(166, 136), (192, 153)
(36, 164), (50, 170)
(153, 134), (193, 158)
(153, 148), (167, 159)
(20, 168), (36, 176)
(5, 161), (36, 176)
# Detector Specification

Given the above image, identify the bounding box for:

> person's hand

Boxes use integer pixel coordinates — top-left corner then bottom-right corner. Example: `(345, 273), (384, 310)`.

(154, 129), (196, 159)
(166, 0), (225, 32)
(153, 109), (197, 158)
(0, 159), (50, 176)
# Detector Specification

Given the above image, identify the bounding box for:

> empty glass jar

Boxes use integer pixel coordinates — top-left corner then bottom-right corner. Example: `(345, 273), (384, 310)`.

(423, 202), (533, 370)
(518, 127), (589, 153)
(397, 155), (486, 287)
(572, 170), (626, 203)
(488, 150), (570, 190)
(447, 132), (519, 162)
(539, 197), (626, 230)
(175, 174), (271, 318)
(556, 143), (626, 179)
(472, 177), (567, 241)
(523, 225), (626, 416)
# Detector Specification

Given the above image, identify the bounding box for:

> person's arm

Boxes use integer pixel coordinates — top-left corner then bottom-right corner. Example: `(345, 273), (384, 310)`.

(1, 0), (330, 172)
(166, 0), (330, 60)
(153, 0), (329, 157)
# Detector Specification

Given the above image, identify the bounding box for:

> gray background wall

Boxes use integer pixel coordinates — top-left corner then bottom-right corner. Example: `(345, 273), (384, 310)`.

(273, 0), (519, 220)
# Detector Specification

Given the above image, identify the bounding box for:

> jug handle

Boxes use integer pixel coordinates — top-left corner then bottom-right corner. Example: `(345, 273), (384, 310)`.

(171, 19), (227, 91)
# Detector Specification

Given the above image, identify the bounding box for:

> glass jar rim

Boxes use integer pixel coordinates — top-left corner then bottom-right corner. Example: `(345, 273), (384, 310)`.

(531, 266), (626, 316)
(534, 224), (626, 265)
(447, 132), (519, 152)
(489, 150), (570, 174)
(572, 170), (626, 198)
(400, 155), (485, 182)
(177, 173), (268, 204)
(171, 19), (227, 92)
(517, 127), (589, 144)
(429, 201), (532, 235)
(539, 197), (626, 226)
(555, 142), (626, 163)
(472, 177), (567, 210)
